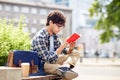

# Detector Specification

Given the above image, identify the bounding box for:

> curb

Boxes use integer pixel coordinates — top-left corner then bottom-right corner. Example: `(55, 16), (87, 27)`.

(79, 63), (120, 67)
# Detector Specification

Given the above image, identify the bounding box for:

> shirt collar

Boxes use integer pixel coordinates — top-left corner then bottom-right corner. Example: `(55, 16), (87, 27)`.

(43, 28), (58, 38)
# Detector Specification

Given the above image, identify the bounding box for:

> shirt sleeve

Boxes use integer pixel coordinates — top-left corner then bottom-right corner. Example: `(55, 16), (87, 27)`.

(62, 48), (67, 54)
(31, 36), (58, 64)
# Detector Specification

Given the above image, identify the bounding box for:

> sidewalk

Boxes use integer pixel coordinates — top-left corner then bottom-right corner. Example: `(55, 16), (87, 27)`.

(77, 58), (120, 66)
(73, 58), (120, 80)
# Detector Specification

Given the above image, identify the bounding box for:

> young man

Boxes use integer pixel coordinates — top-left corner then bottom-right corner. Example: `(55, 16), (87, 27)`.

(31, 10), (80, 80)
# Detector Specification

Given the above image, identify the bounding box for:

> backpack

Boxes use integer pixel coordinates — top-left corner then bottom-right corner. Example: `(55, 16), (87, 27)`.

(7, 50), (46, 76)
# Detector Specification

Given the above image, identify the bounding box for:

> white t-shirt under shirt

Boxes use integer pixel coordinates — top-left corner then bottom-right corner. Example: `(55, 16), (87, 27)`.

(49, 35), (54, 52)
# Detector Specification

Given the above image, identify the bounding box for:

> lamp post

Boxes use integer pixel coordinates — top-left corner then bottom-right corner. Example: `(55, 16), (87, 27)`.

(77, 42), (85, 63)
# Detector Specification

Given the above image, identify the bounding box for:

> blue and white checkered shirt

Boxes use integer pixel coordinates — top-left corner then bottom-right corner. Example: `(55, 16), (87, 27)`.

(31, 28), (62, 64)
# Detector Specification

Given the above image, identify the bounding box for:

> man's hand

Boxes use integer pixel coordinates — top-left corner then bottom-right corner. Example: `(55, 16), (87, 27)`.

(69, 42), (76, 50)
(67, 42), (76, 54)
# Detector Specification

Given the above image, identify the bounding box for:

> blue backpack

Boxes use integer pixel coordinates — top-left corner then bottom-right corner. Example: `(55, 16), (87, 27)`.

(7, 50), (46, 76)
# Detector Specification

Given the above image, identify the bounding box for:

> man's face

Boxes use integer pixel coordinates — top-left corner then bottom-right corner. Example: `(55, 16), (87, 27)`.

(52, 23), (64, 34)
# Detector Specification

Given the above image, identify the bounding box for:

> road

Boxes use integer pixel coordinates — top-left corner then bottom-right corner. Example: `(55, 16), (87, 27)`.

(73, 58), (120, 80)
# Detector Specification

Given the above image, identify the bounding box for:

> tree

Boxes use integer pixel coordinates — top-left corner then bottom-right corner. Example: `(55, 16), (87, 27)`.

(89, 0), (120, 43)
(0, 16), (31, 65)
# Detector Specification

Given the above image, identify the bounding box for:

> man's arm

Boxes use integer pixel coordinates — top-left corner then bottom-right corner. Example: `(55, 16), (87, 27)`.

(31, 37), (58, 64)
(67, 42), (76, 54)
(56, 42), (68, 55)
(56, 41), (75, 54)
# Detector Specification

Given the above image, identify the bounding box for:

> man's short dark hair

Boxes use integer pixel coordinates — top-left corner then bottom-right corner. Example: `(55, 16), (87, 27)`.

(46, 10), (66, 26)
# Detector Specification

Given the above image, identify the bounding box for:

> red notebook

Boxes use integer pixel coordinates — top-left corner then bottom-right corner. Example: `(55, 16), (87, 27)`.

(66, 33), (80, 43)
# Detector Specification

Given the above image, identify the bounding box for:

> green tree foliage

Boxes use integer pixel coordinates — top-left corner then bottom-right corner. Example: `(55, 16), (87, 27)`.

(0, 16), (31, 65)
(89, 0), (120, 43)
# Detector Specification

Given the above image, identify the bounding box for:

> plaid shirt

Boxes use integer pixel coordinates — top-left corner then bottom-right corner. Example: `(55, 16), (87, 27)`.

(31, 28), (61, 64)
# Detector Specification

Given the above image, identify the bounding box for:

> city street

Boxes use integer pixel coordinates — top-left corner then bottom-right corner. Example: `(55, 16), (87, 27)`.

(73, 58), (120, 80)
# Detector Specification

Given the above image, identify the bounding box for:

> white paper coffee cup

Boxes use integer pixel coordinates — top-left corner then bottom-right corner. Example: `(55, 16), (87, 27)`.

(21, 63), (30, 77)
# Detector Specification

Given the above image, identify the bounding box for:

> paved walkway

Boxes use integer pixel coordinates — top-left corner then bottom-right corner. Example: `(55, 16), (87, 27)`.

(78, 58), (120, 66)
(73, 58), (120, 80)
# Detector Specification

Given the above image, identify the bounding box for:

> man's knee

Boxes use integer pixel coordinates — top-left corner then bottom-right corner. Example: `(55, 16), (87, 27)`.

(72, 50), (80, 58)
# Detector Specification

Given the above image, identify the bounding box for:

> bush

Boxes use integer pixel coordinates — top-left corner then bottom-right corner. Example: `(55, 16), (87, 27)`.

(0, 16), (31, 66)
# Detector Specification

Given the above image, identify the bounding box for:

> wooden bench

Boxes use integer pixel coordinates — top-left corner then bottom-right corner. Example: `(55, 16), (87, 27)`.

(0, 67), (60, 80)
(22, 75), (61, 80)
(0, 67), (21, 80)
(6, 50), (61, 80)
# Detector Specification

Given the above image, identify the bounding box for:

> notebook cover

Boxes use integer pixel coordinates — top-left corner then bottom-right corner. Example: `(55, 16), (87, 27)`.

(66, 33), (80, 43)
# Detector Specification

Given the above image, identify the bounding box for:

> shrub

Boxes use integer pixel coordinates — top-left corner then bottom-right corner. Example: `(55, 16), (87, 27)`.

(0, 16), (31, 66)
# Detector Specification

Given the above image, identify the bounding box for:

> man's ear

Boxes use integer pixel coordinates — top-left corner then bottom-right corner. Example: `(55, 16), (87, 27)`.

(49, 20), (53, 24)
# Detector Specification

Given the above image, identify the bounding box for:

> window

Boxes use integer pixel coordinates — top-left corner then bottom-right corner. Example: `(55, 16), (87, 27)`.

(32, 19), (37, 24)
(25, 18), (29, 23)
(86, 19), (97, 27)
(39, 9), (47, 15)
(13, 5), (19, 12)
(0, 4), (2, 11)
(21, 6), (29, 13)
(23, 27), (29, 32)
(31, 8), (37, 14)
(40, 19), (46, 25)
(4, 5), (11, 11)
(31, 27), (37, 33)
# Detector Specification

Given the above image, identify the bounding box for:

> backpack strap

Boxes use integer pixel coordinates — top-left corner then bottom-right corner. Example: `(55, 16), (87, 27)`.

(31, 59), (38, 74)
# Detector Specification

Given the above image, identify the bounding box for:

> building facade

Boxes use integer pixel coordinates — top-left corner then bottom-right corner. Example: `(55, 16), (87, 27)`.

(51, 0), (120, 57)
(1, 0), (120, 57)
(0, 0), (72, 39)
